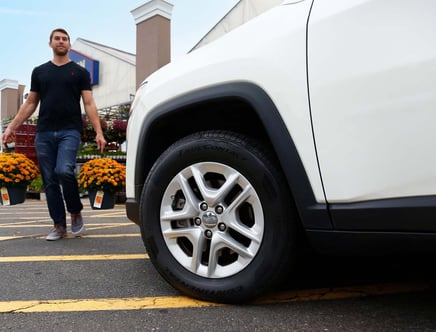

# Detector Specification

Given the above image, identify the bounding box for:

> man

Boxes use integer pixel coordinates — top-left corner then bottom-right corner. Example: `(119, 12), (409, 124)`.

(2, 28), (106, 241)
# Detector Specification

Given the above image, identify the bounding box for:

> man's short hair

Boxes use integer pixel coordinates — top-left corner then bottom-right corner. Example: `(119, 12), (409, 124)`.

(49, 28), (70, 42)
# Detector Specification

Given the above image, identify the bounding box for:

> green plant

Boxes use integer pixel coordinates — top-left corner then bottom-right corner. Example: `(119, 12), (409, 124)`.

(28, 176), (44, 192)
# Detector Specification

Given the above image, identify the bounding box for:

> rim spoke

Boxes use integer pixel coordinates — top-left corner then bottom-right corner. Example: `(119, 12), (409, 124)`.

(161, 173), (199, 221)
(191, 235), (208, 273)
(223, 186), (262, 243)
(191, 164), (239, 206)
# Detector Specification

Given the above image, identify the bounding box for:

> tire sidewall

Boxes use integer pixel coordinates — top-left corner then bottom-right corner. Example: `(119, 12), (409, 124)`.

(141, 132), (294, 302)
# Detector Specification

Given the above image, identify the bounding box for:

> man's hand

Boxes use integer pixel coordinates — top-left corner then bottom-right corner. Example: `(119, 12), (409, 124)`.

(95, 134), (107, 154)
(2, 127), (15, 146)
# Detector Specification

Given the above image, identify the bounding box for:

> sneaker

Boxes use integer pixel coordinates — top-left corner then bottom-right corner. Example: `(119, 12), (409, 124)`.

(71, 213), (85, 236)
(46, 225), (67, 241)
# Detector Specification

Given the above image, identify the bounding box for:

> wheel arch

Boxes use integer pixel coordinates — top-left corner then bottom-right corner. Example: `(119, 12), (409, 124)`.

(127, 82), (331, 229)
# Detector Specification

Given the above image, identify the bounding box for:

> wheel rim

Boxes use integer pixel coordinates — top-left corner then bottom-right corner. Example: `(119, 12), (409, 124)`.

(160, 162), (264, 278)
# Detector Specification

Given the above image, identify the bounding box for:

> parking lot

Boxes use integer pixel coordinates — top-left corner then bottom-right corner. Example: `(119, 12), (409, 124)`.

(1, 199), (436, 331)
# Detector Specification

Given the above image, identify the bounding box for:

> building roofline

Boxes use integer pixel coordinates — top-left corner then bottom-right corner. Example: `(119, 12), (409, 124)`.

(189, 0), (242, 53)
(73, 38), (136, 66)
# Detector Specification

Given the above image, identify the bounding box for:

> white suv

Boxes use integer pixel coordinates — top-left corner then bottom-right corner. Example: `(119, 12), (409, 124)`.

(126, 0), (436, 303)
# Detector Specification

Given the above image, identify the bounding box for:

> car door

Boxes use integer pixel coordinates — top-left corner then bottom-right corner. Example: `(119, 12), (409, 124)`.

(307, 0), (436, 231)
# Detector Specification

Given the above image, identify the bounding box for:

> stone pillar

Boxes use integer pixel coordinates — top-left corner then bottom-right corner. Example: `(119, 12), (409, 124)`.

(131, 0), (173, 89)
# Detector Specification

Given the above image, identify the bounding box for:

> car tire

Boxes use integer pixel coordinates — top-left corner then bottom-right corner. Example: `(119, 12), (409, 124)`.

(140, 130), (298, 303)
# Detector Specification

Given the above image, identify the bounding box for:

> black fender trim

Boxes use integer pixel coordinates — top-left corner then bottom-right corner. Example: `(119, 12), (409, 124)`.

(306, 228), (436, 255)
(127, 82), (332, 229)
(330, 195), (436, 233)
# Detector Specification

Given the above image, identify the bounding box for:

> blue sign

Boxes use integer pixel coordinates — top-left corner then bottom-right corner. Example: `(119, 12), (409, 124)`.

(69, 49), (99, 85)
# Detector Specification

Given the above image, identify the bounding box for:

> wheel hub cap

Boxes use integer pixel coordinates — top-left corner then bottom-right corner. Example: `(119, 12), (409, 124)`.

(202, 211), (218, 228)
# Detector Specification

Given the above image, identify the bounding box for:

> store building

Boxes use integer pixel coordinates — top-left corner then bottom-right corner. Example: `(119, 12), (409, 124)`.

(70, 39), (136, 119)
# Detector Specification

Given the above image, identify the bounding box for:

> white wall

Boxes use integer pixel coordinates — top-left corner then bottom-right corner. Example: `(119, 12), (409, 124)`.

(192, 0), (283, 51)
(72, 39), (136, 110)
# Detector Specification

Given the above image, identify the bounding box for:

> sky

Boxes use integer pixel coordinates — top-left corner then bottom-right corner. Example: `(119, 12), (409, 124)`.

(0, 0), (239, 93)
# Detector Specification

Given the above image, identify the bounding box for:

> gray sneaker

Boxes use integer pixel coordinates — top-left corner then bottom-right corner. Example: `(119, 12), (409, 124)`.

(71, 213), (85, 236)
(46, 225), (67, 241)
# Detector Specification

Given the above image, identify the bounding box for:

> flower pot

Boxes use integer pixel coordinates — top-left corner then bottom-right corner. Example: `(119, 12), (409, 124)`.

(78, 158), (126, 206)
(0, 186), (26, 206)
(88, 190), (115, 209)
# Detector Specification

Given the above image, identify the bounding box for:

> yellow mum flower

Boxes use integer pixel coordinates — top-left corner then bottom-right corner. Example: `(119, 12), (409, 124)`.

(78, 158), (126, 193)
(0, 153), (40, 188)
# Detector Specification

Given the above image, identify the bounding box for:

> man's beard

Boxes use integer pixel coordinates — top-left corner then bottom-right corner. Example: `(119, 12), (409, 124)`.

(54, 48), (69, 56)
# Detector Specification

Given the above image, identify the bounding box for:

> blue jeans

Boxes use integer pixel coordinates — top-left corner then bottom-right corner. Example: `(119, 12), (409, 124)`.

(35, 130), (83, 227)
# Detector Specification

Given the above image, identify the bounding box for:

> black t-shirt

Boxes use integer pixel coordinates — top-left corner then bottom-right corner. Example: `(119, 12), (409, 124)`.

(31, 61), (91, 132)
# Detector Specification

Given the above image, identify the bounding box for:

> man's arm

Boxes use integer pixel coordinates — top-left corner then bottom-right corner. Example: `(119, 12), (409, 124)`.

(2, 91), (40, 145)
(82, 90), (107, 153)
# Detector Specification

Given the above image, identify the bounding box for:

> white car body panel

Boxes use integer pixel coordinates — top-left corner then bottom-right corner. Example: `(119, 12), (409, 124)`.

(127, 0), (436, 206)
(127, 0), (327, 202)
(308, 0), (436, 202)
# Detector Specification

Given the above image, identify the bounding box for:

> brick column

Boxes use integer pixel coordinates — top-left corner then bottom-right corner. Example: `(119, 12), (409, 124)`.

(131, 0), (173, 89)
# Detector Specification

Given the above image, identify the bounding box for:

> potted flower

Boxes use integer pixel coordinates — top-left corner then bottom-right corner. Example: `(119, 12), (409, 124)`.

(78, 157), (126, 209)
(0, 152), (40, 205)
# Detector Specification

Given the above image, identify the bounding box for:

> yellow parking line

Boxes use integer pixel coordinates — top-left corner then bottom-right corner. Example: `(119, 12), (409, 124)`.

(0, 224), (55, 228)
(87, 212), (127, 217)
(0, 296), (222, 313)
(0, 208), (49, 213)
(0, 222), (134, 228)
(0, 254), (149, 262)
(0, 219), (53, 225)
(1, 281), (434, 313)
(0, 233), (140, 241)
(0, 214), (126, 218)
(86, 224), (136, 231)
(0, 236), (43, 241)
(75, 234), (140, 238)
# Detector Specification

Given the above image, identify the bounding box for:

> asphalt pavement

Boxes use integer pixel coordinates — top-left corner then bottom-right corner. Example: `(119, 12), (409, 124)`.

(1, 198), (436, 331)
